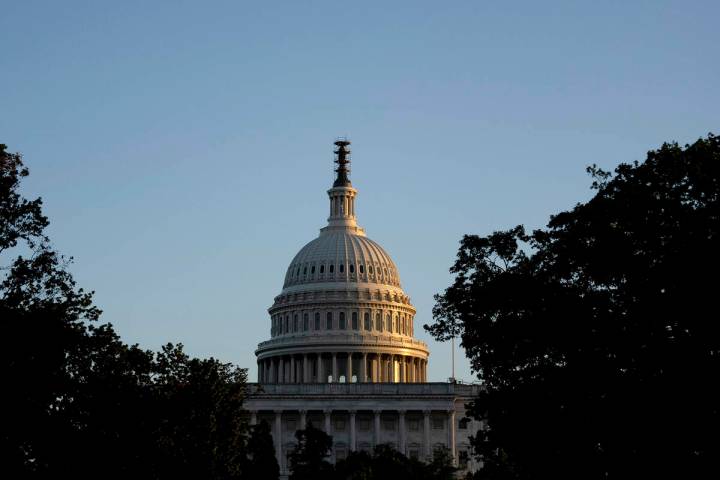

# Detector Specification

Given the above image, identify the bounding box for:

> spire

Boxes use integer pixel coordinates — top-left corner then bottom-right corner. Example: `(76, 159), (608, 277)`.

(333, 139), (352, 187)
(321, 139), (365, 236)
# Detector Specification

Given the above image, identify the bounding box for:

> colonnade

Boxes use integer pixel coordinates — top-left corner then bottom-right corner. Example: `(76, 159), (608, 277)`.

(248, 408), (456, 465)
(257, 352), (428, 383)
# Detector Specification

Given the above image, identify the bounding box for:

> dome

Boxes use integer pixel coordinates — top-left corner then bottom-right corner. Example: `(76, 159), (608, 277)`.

(282, 231), (401, 289)
(256, 140), (429, 385)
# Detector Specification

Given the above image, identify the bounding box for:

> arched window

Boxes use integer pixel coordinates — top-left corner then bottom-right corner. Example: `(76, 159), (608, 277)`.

(315, 312), (320, 330)
(339, 264), (344, 273)
(311, 265), (315, 274)
(401, 316), (406, 335)
(369, 265), (374, 274)
(359, 264), (364, 274)
(376, 313), (382, 331)
(320, 265), (324, 274)
(326, 312), (333, 330)
(386, 314), (392, 332)
(395, 315), (400, 333)
(329, 264), (334, 273)
(303, 266), (307, 275)
(352, 312), (358, 330)
(285, 315), (289, 333)
(349, 264), (355, 274)
(339, 312), (346, 329)
(293, 314), (298, 332)
(303, 313), (309, 331)
(364, 312), (370, 331)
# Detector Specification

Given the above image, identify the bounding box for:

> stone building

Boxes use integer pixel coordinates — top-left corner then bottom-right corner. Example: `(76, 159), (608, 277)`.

(245, 140), (481, 477)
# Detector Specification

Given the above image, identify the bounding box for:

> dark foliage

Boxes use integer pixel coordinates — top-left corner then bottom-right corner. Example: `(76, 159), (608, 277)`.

(244, 420), (280, 480)
(0, 145), (267, 479)
(288, 422), (335, 480)
(426, 134), (720, 478)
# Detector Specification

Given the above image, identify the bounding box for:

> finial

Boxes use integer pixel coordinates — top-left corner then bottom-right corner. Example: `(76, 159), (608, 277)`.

(333, 139), (352, 187)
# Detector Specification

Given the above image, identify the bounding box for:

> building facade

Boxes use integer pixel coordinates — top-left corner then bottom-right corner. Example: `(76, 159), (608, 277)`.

(246, 141), (481, 477)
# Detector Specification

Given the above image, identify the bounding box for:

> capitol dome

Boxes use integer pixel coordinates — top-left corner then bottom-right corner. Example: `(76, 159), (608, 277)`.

(255, 140), (429, 384)
(282, 232), (402, 290)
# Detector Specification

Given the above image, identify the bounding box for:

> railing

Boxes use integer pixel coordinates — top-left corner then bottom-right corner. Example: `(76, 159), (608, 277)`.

(246, 382), (482, 396)
(256, 333), (428, 350)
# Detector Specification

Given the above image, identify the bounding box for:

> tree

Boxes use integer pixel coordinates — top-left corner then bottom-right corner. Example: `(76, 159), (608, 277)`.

(426, 134), (720, 479)
(1, 144), (251, 479)
(288, 422), (334, 480)
(244, 420), (280, 480)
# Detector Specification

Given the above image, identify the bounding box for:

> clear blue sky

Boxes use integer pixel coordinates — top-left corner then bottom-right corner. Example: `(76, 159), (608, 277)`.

(2, 1), (717, 382)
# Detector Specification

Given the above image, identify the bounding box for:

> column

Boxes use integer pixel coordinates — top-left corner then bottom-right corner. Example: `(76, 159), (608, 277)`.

(257, 361), (262, 382)
(324, 409), (332, 433)
(278, 356), (284, 383)
(349, 410), (357, 451)
(398, 410), (406, 455)
(361, 353), (367, 382)
(290, 355), (296, 383)
(372, 355), (378, 382)
(346, 352), (353, 383)
(390, 355), (396, 382)
(332, 353), (338, 382)
(300, 410), (307, 429)
(423, 410), (431, 460)
(302, 354), (308, 382)
(448, 409), (457, 465)
(317, 353), (324, 383)
(250, 410), (257, 426)
(374, 410), (381, 446)
(399, 356), (405, 383)
(274, 410), (283, 469)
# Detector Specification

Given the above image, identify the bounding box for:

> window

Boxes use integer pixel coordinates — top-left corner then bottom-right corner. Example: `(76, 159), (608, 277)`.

(369, 265), (374, 274)
(303, 313), (309, 331)
(386, 314), (392, 332)
(339, 264), (344, 273)
(383, 419), (396, 431)
(359, 264), (364, 274)
(334, 419), (346, 431)
(364, 312), (370, 331)
(329, 264), (334, 273)
(311, 265), (315, 274)
(395, 316), (400, 333)
(320, 264), (325, 273)
(285, 419), (297, 432)
(303, 266), (307, 275)
(349, 264), (354, 273)
(315, 312), (320, 330)
(326, 312), (333, 330)
(359, 419), (371, 431)
(339, 312), (346, 329)
(352, 312), (358, 330)
(376, 313), (382, 331)
(409, 419), (420, 431)
(284, 316), (289, 333)
(459, 418), (470, 429)
(432, 417), (445, 430)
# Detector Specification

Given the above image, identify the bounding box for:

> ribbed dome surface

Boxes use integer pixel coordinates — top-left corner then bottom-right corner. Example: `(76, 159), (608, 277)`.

(283, 231), (401, 289)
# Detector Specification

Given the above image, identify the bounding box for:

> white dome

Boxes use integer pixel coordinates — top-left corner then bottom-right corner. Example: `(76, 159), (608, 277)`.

(283, 231), (401, 289)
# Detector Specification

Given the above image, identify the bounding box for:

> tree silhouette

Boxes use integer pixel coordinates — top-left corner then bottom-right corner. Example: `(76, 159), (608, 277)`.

(427, 134), (720, 479)
(243, 420), (280, 480)
(288, 422), (334, 480)
(0, 144), (250, 479)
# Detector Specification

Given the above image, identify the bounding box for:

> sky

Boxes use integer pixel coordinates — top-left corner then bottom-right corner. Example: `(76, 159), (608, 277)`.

(1, 0), (718, 382)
